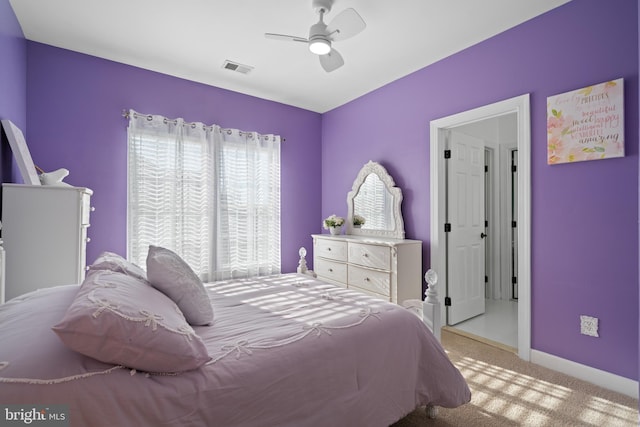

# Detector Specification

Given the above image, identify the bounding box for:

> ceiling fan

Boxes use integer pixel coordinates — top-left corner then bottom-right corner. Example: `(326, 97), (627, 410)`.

(265, 0), (366, 72)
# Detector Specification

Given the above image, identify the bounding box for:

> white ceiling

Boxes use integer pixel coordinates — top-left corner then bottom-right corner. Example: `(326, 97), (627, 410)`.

(10, 0), (570, 113)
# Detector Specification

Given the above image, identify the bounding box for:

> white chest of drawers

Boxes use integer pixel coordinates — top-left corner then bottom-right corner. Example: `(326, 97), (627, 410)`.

(2, 184), (93, 301)
(312, 234), (422, 304)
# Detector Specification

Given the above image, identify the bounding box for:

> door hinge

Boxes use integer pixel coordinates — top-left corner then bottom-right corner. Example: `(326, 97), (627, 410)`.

(512, 165), (517, 173)
(444, 296), (452, 306)
(512, 276), (517, 284)
(485, 220), (488, 227)
(485, 165), (488, 172)
(485, 275), (488, 283)
(444, 149), (451, 159)
(512, 221), (517, 228)
(444, 223), (451, 232)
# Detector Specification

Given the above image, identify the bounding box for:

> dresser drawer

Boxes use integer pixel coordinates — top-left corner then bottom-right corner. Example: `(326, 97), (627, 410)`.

(347, 265), (390, 297)
(348, 242), (391, 270)
(315, 258), (347, 284)
(316, 238), (348, 262)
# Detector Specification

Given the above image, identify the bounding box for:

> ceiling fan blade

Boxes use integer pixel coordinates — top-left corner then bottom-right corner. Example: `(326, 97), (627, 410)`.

(265, 33), (308, 43)
(319, 48), (344, 72)
(326, 8), (366, 41)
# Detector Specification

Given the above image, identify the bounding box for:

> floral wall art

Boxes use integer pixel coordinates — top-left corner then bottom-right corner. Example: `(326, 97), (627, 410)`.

(547, 78), (624, 164)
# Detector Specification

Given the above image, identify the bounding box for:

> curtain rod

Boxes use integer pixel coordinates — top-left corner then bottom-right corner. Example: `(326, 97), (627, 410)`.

(122, 109), (285, 141)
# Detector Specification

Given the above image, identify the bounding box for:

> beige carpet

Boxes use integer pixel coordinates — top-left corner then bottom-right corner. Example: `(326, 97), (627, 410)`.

(392, 330), (638, 426)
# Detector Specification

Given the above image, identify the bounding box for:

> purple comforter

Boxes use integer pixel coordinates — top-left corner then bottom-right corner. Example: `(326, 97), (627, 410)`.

(0, 274), (470, 426)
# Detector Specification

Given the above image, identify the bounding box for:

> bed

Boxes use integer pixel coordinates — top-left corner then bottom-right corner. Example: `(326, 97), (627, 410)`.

(0, 248), (470, 426)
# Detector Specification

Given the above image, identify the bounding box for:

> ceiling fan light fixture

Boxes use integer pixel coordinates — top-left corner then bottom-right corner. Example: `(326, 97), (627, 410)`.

(309, 38), (331, 55)
(265, 0), (365, 72)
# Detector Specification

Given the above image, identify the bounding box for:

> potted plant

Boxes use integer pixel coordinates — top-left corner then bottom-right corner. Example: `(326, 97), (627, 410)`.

(353, 214), (366, 228)
(323, 214), (345, 235)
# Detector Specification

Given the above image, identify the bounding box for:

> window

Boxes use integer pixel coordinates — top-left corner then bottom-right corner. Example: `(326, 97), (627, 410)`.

(127, 111), (280, 281)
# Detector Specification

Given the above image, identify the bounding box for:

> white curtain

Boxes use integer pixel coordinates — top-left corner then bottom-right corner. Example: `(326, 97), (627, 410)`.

(127, 110), (281, 281)
(214, 128), (281, 280)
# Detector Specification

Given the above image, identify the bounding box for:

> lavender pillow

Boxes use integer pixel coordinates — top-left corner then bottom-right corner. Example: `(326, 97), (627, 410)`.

(89, 251), (147, 282)
(146, 245), (214, 326)
(52, 270), (210, 373)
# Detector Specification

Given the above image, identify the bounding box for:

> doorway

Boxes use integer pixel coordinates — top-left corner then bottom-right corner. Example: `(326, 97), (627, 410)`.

(430, 94), (531, 361)
(453, 117), (519, 305)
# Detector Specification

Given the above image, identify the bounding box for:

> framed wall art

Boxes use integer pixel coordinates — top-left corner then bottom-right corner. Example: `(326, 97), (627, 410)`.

(547, 78), (624, 165)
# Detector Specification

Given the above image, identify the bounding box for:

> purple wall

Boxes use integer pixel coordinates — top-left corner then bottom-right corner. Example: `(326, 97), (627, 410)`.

(0, 0), (27, 182)
(25, 43), (322, 274)
(322, 0), (639, 380)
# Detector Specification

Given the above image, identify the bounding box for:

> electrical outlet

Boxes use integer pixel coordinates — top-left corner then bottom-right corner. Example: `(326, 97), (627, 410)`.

(580, 315), (599, 337)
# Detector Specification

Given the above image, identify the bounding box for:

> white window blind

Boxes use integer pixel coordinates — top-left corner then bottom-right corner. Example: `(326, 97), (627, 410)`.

(354, 174), (394, 230)
(127, 111), (280, 281)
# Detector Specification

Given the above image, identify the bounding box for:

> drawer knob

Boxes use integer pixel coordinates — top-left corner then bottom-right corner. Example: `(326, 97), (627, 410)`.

(364, 253), (369, 257)
(365, 277), (370, 281)
(327, 248), (332, 251)
(328, 268), (333, 272)
(86, 237), (91, 243)
(91, 206), (96, 212)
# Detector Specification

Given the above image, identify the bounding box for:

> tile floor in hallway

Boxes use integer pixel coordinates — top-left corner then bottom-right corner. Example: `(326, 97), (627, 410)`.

(449, 298), (518, 349)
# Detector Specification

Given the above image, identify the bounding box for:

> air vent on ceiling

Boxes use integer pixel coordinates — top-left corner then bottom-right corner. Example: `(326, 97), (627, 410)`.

(222, 60), (254, 74)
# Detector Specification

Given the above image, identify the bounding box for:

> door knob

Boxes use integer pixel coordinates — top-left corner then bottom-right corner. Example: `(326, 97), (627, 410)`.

(480, 232), (487, 238)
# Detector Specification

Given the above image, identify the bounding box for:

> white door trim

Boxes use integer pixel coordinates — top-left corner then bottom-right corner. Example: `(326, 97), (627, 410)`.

(430, 94), (531, 361)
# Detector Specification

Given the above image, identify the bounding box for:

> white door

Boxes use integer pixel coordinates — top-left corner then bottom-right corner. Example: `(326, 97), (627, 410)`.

(447, 130), (486, 325)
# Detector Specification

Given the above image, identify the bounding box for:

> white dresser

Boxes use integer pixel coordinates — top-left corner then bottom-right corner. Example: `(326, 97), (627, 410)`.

(312, 234), (422, 303)
(2, 184), (93, 301)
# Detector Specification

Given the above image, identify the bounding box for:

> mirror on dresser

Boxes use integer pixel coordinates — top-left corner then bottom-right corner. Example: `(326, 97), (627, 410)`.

(346, 161), (404, 239)
(312, 161), (421, 305)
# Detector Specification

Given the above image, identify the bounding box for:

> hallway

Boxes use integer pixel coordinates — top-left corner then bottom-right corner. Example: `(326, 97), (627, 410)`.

(448, 299), (518, 350)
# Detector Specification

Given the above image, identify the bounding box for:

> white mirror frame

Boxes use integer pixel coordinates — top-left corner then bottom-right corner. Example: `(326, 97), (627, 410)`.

(346, 161), (405, 239)
(1, 119), (40, 185)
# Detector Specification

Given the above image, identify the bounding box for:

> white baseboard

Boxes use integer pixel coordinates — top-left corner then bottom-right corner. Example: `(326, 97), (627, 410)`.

(531, 349), (638, 399)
